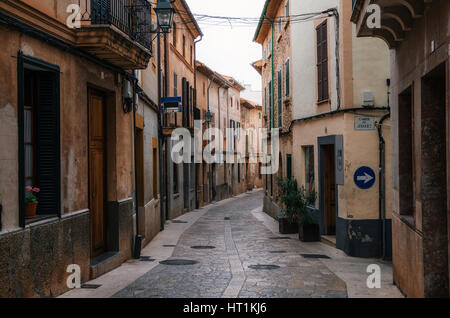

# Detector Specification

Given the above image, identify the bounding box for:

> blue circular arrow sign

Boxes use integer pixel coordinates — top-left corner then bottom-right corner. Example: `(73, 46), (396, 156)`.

(354, 166), (376, 190)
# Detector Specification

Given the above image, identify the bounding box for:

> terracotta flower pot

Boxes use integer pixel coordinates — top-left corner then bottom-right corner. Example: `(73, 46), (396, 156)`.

(25, 202), (38, 219)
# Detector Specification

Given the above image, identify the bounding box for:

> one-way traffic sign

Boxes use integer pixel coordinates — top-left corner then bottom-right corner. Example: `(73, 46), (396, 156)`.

(354, 166), (376, 189)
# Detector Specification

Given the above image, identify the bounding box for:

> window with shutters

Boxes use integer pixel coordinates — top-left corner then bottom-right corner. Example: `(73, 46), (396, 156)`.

(285, 58), (290, 97)
(237, 122), (241, 140)
(268, 80), (272, 127)
(286, 154), (292, 179)
(277, 69), (282, 127)
(173, 22), (177, 46)
(173, 72), (178, 96)
(173, 163), (179, 194)
(316, 21), (329, 103)
(18, 53), (60, 226)
(264, 86), (267, 115)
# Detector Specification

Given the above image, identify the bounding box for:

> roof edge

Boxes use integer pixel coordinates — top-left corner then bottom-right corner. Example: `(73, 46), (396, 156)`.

(253, 0), (271, 43)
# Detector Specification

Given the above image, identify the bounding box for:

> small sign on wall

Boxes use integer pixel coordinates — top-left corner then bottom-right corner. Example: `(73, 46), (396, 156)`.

(354, 166), (376, 190)
(354, 116), (376, 131)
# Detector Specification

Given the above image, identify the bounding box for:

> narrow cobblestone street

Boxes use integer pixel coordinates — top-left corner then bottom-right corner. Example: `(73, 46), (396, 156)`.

(60, 189), (402, 298)
(113, 190), (347, 298)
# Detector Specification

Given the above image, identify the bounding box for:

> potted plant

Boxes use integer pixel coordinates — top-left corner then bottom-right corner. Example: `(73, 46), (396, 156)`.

(276, 178), (300, 234)
(25, 186), (40, 219)
(298, 188), (320, 242)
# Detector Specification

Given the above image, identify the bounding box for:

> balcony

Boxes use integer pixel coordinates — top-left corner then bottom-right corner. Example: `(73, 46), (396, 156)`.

(351, 0), (429, 49)
(76, 0), (153, 69)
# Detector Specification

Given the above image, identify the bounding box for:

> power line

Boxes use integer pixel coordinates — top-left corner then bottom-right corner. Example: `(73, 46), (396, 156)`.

(172, 8), (336, 30)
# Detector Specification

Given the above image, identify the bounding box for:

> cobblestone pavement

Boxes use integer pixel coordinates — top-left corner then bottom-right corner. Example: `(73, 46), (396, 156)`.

(113, 191), (347, 298)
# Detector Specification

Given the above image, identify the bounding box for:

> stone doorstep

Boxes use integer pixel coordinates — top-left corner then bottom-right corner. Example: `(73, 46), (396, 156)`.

(90, 251), (124, 280)
(321, 235), (337, 248)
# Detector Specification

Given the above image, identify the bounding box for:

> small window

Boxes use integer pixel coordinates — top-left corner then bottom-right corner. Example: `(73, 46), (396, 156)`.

(285, 0), (290, 17)
(19, 53), (61, 226)
(304, 146), (315, 194)
(182, 35), (186, 57)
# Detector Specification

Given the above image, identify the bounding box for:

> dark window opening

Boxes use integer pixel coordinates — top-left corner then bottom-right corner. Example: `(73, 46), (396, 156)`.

(398, 86), (414, 217)
(286, 154), (292, 180)
(18, 53), (61, 227)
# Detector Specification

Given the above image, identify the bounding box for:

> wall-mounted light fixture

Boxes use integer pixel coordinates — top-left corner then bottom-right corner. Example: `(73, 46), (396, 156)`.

(155, 0), (175, 34)
(123, 79), (133, 113)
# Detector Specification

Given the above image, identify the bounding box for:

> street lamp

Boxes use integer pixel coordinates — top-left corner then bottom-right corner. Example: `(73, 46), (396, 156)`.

(205, 110), (213, 124)
(155, 0), (175, 34)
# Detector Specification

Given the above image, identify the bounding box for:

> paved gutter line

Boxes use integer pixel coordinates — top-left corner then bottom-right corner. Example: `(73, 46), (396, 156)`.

(222, 219), (246, 298)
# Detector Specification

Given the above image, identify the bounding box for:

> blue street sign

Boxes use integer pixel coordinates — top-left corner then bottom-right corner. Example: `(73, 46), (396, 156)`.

(354, 166), (376, 190)
(161, 97), (182, 104)
(161, 96), (182, 113)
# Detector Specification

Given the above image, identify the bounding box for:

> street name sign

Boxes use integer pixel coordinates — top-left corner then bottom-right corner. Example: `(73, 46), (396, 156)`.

(354, 116), (375, 130)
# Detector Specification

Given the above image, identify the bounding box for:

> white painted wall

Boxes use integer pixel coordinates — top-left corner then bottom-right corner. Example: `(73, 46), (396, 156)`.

(290, 0), (339, 119)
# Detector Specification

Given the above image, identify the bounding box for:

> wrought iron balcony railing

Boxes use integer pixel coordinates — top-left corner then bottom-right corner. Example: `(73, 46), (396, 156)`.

(78, 0), (153, 52)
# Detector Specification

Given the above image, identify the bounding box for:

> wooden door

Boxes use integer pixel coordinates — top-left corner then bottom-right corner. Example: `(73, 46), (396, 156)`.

(323, 145), (336, 235)
(88, 89), (107, 257)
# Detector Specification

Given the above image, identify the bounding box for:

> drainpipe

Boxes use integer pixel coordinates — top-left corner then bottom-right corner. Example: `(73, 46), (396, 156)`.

(132, 75), (142, 259)
(377, 112), (390, 260)
(157, 31), (165, 231)
(207, 79), (213, 202)
(263, 14), (275, 130)
(194, 35), (203, 209)
(164, 32), (169, 221)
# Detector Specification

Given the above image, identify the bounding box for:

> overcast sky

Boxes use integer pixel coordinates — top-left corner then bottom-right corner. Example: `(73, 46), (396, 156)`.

(185, 0), (265, 91)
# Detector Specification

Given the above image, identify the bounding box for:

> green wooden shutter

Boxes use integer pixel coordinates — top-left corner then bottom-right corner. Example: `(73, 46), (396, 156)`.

(286, 154), (292, 179)
(36, 71), (60, 216)
(278, 70), (282, 127)
(285, 59), (290, 97)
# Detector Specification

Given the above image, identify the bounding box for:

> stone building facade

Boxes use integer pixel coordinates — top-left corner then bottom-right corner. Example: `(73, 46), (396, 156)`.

(241, 98), (264, 190)
(352, 0), (449, 298)
(160, 0), (202, 220)
(254, 0), (293, 210)
(254, 0), (393, 259)
(0, 0), (155, 297)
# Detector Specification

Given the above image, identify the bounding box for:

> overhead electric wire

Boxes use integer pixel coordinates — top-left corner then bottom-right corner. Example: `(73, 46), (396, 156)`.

(170, 8), (336, 30)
